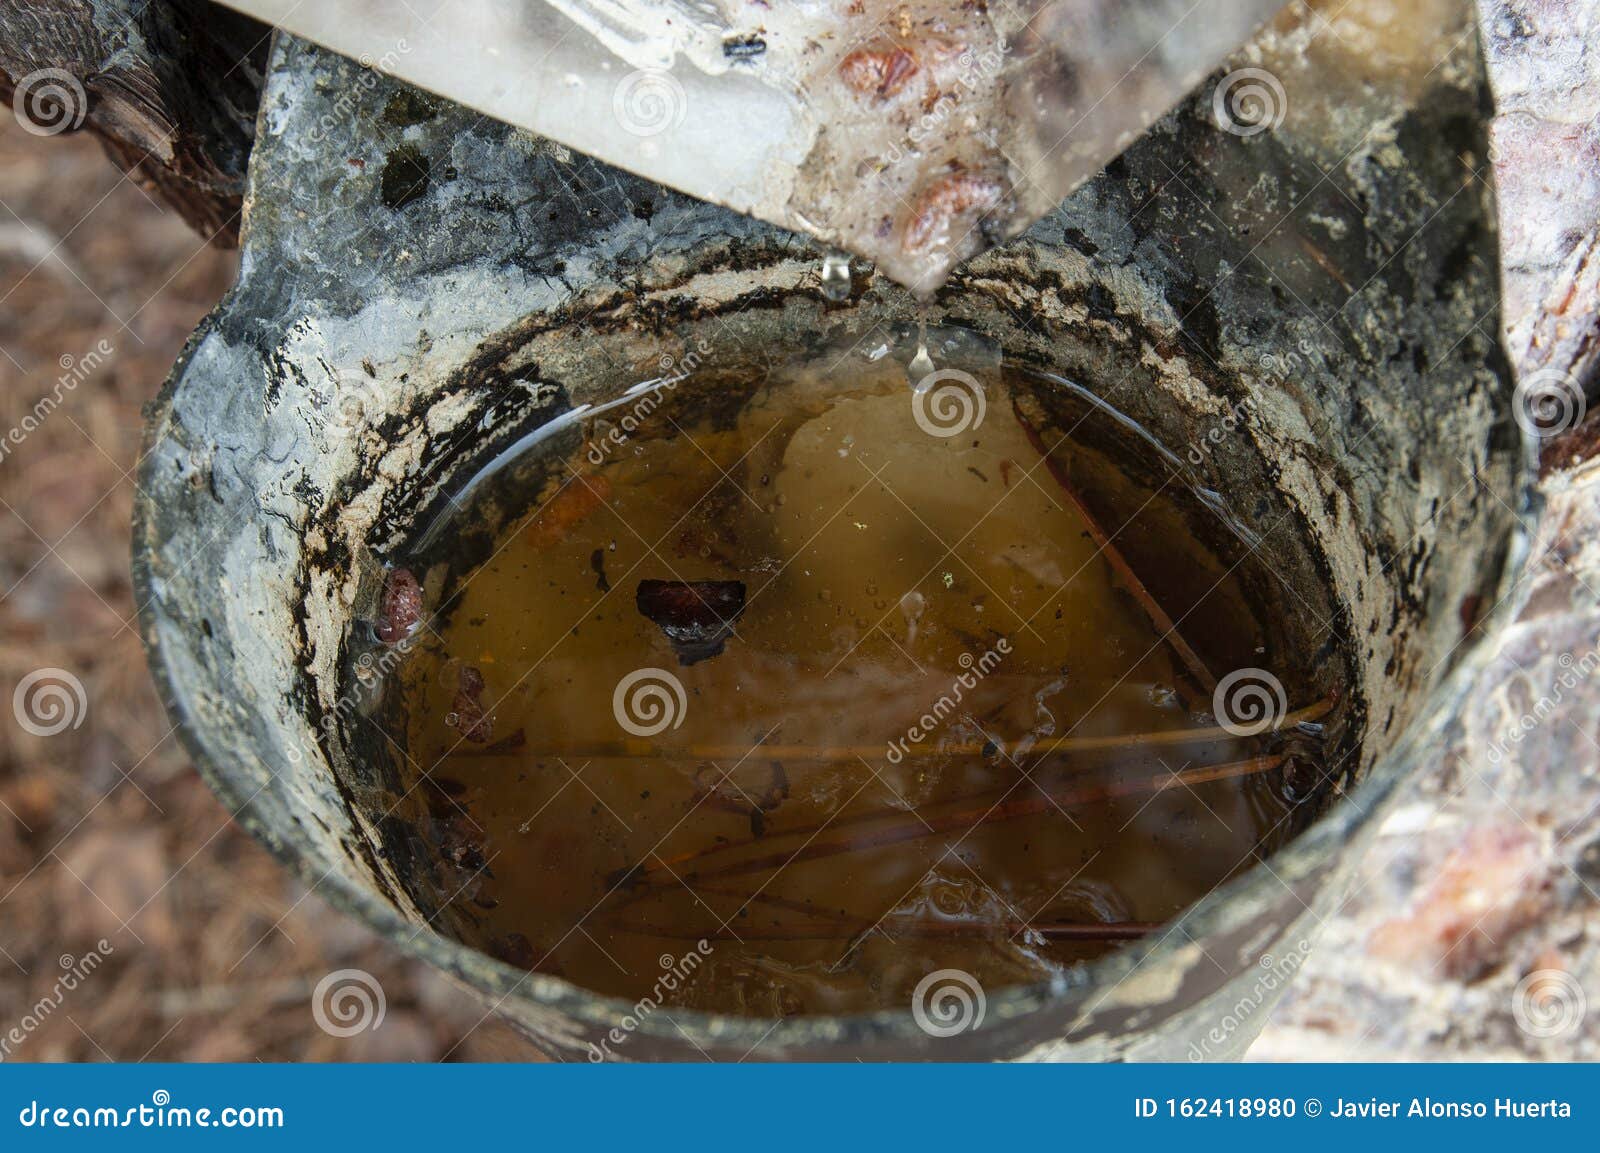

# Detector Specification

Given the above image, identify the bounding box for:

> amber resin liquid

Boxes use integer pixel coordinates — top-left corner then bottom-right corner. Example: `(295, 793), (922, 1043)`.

(380, 344), (1333, 1018)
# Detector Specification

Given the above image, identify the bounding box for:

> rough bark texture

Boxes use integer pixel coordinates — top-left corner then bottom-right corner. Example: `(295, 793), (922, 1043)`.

(0, 0), (267, 244)
(1256, 0), (1600, 1061)
(1484, 0), (1600, 410)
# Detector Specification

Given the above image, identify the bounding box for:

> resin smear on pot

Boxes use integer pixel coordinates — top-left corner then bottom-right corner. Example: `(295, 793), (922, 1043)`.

(371, 336), (1346, 1018)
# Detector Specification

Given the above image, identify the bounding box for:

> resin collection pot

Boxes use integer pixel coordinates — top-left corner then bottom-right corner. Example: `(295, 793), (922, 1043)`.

(135, 1), (1535, 1060)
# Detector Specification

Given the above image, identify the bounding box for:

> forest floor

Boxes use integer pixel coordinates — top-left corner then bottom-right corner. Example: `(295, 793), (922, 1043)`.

(0, 119), (535, 1061)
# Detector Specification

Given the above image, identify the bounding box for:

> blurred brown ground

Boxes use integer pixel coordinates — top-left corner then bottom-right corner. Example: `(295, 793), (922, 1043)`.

(0, 119), (534, 1062)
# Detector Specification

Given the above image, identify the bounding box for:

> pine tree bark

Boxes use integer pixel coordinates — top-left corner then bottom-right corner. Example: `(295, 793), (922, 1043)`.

(0, 0), (268, 245)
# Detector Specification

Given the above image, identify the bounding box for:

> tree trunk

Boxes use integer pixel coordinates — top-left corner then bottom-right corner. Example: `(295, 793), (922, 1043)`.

(0, 0), (268, 245)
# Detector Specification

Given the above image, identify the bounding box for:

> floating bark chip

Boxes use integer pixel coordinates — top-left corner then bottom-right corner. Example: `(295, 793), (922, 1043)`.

(635, 579), (747, 665)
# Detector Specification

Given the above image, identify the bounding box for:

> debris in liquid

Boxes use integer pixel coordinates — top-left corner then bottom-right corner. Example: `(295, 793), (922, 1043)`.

(376, 337), (1338, 1017)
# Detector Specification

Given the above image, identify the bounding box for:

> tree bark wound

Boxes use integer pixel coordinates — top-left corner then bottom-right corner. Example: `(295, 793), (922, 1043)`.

(0, 0), (268, 245)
